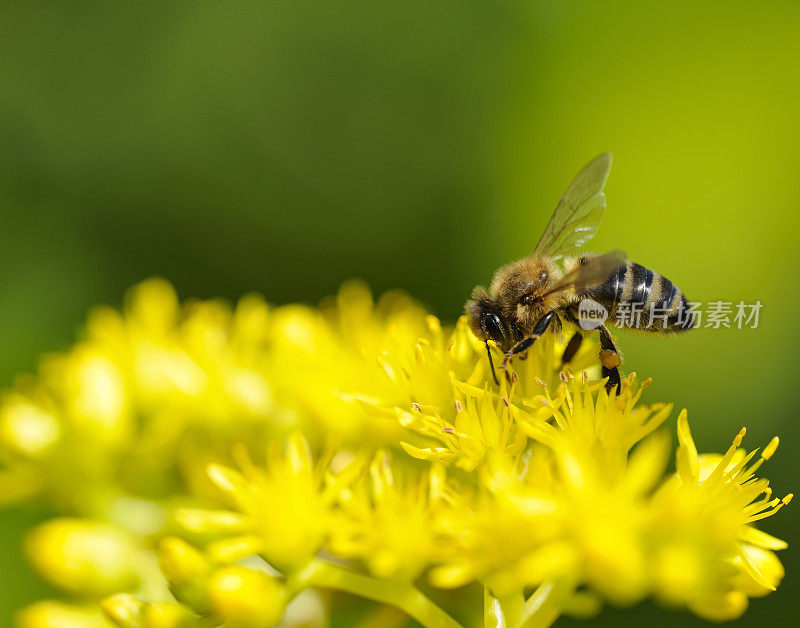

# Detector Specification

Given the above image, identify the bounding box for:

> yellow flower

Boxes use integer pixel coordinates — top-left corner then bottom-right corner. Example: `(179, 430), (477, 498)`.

(429, 377), (671, 606)
(15, 601), (113, 628)
(384, 319), (599, 472)
(329, 451), (445, 580)
(205, 565), (286, 628)
(646, 412), (792, 620)
(519, 374), (671, 480)
(175, 432), (344, 572)
(25, 518), (141, 598)
(267, 281), (440, 442)
(41, 345), (132, 443)
(156, 536), (212, 611)
(399, 389), (524, 471)
(102, 593), (199, 628)
(0, 392), (60, 459)
(0, 278), (792, 628)
(0, 279), (277, 513)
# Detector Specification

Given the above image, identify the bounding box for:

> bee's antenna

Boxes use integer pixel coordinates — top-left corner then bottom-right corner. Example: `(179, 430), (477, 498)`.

(486, 342), (500, 386)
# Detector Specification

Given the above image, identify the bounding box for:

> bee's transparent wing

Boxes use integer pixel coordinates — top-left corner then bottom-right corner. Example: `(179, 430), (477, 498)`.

(539, 250), (627, 297)
(532, 152), (613, 260)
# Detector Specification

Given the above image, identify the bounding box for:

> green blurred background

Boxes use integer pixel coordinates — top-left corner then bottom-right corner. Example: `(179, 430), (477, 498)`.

(1, 1), (798, 625)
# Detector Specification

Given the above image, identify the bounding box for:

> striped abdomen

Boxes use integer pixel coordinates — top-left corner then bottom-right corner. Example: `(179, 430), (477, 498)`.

(586, 261), (695, 332)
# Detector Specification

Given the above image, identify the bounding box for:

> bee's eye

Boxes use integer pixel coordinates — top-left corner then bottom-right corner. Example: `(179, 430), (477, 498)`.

(482, 312), (505, 342)
(539, 270), (548, 283)
(579, 256), (589, 266)
(521, 294), (537, 307)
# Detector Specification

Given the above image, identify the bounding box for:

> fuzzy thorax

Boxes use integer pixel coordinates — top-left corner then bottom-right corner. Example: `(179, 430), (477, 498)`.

(466, 256), (563, 350)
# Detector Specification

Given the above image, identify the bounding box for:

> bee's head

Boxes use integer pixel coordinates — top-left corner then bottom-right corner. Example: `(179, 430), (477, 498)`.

(466, 287), (513, 352)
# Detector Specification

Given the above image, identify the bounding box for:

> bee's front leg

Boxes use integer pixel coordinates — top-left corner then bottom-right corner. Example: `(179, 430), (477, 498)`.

(485, 341), (500, 385)
(501, 311), (557, 370)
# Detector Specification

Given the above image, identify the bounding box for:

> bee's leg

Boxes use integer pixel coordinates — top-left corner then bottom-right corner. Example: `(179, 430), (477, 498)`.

(561, 332), (583, 365)
(518, 314), (560, 361)
(597, 325), (622, 394)
(501, 311), (557, 369)
(485, 341), (500, 385)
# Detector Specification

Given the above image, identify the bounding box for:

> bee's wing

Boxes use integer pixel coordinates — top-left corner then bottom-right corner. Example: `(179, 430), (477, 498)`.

(539, 250), (627, 297)
(532, 152), (613, 260)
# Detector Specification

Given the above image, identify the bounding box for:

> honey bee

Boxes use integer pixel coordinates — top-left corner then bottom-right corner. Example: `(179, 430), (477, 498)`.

(466, 153), (694, 392)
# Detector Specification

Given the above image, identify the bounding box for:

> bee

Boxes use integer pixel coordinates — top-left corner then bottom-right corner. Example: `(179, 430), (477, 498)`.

(466, 153), (695, 392)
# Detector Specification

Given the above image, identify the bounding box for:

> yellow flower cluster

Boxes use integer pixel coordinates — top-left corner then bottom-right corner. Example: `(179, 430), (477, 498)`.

(0, 279), (790, 627)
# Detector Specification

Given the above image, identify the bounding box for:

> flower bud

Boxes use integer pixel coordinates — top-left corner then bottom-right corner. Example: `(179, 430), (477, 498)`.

(101, 595), (197, 628)
(689, 590), (748, 622)
(127, 278), (179, 333)
(157, 537), (210, 585)
(732, 544), (785, 596)
(0, 396), (59, 458)
(206, 565), (286, 627)
(142, 602), (197, 628)
(63, 349), (130, 441)
(173, 507), (248, 537)
(101, 593), (144, 627)
(157, 537), (211, 611)
(26, 519), (140, 597)
(15, 601), (110, 628)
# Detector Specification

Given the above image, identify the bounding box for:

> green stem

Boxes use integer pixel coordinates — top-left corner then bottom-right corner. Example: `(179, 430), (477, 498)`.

(484, 587), (503, 627)
(515, 579), (574, 628)
(288, 559), (462, 628)
(484, 587), (524, 627)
